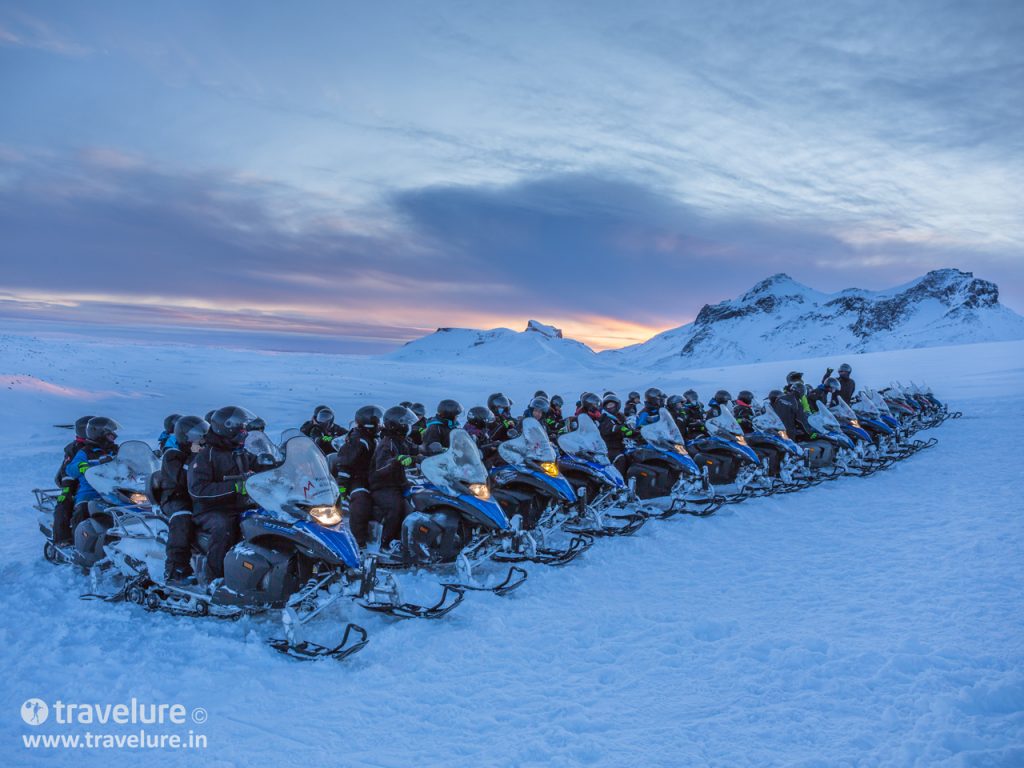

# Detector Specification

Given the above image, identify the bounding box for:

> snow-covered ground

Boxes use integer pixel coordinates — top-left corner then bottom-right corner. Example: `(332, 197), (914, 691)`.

(2, 331), (1022, 767)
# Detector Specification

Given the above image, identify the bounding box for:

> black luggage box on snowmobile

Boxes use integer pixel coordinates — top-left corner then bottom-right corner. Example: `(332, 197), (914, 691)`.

(801, 440), (837, 469)
(626, 461), (676, 500)
(690, 452), (742, 485)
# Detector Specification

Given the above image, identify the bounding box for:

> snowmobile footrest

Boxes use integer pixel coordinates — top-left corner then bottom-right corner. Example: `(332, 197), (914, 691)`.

(269, 623), (369, 661)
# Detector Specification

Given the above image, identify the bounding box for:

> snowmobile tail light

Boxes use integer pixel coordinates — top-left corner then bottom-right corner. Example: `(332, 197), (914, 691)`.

(539, 461), (560, 477)
(309, 505), (343, 526)
(128, 492), (148, 505)
(468, 483), (491, 500)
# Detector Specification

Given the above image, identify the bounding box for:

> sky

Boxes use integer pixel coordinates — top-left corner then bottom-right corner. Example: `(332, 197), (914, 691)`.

(1, 0), (1022, 353)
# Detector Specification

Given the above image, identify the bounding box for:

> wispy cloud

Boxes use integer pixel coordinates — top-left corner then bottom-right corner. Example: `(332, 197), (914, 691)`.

(0, 11), (91, 57)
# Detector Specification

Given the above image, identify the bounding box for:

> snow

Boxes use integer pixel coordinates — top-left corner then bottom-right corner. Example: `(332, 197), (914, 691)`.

(2, 329), (1023, 767)
(388, 321), (598, 367)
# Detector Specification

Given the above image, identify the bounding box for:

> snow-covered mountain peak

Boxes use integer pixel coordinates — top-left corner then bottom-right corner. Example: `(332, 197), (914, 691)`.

(525, 319), (563, 338)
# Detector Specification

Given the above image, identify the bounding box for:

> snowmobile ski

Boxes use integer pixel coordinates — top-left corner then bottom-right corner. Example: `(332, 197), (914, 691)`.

(268, 623), (369, 662)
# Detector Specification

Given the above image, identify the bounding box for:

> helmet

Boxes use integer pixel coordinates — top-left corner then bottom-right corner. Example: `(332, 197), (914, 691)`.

(737, 390), (754, 404)
(383, 405), (418, 433)
(768, 389), (783, 403)
(205, 410), (215, 422)
(163, 414), (182, 433)
(436, 399), (463, 421)
(248, 416), (266, 432)
(683, 389), (700, 404)
(74, 415), (96, 440)
(314, 407), (335, 427)
(528, 396), (550, 415)
(355, 405), (384, 429)
(550, 395), (564, 410)
(628, 391), (641, 402)
(467, 406), (495, 428)
(838, 363), (852, 375)
(789, 382), (807, 397)
(173, 415), (209, 448)
(786, 371), (804, 385)
(533, 390), (548, 400)
(580, 392), (601, 411)
(399, 401), (413, 408)
(644, 387), (665, 408)
(824, 377), (841, 393)
(209, 406), (254, 442)
(487, 393), (512, 415)
(666, 394), (684, 410)
(86, 416), (120, 444)
(602, 394), (621, 412)
(713, 390), (732, 405)
(410, 402), (426, 419)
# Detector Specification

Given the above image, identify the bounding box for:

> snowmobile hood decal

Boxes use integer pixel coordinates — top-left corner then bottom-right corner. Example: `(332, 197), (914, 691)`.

(292, 520), (361, 568)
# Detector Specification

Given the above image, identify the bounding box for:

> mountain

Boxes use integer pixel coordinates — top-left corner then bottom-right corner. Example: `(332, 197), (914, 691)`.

(605, 269), (1024, 368)
(387, 319), (601, 367)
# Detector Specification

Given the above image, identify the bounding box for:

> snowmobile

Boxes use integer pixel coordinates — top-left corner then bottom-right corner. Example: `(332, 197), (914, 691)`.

(553, 414), (648, 537)
(485, 418), (595, 565)
(854, 390), (937, 458)
(625, 408), (722, 517)
(805, 406), (860, 477)
(383, 428), (529, 595)
(34, 440), (160, 569)
(686, 407), (767, 501)
(744, 407), (814, 492)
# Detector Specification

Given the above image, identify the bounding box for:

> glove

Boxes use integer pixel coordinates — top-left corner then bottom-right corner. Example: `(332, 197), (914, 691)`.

(398, 455), (414, 467)
(810, 432), (819, 440)
(77, 461), (90, 474)
(619, 426), (634, 436)
(825, 367), (834, 377)
(234, 481), (247, 495)
(57, 488), (69, 503)
(320, 435), (333, 443)
(337, 484), (347, 497)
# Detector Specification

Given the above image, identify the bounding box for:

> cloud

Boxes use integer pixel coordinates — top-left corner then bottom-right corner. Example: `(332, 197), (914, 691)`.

(0, 11), (91, 57)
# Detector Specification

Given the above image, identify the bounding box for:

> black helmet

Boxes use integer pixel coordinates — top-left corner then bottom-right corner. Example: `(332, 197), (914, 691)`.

(173, 415), (209, 448)
(487, 393), (512, 415)
(579, 392), (600, 411)
(713, 390), (732, 405)
(467, 406), (495, 427)
(790, 382), (807, 397)
(683, 389), (700, 404)
(550, 395), (564, 409)
(737, 390), (755, 404)
(209, 406), (254, 442)
(838, 363), (852, 375)
(437, 399), (463, 421)
(355, 405), (384, 429)
(205, 410), (215, 422)
(383, 405), (417, 433)
(824, 377), (841, 393)
(768, 389), (783, 403)
(628, 391), (641, 402)
(86, 416), (120, 444)
(644, 387), (665, 408)
(314, 407), (335, 427)
(163, 413), (182, 434)
(786, 371), (804, 385)
(410, 402), (426, 419)
(248, 416), (266, 432)
(666, 394), (684, 410)
(399, 401), (413, 409)
(528, 396), (550, 415)
(74, 415), (96, 440)
(602, 394), (621, 412)
(533, 390), (548, 399)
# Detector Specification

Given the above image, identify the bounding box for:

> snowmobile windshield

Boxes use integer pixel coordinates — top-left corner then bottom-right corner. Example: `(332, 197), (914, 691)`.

(279, 428), (303, 445)
(499, 417), (557, 465)
(244, 431), (284, 467)
(421, 429), (487, 494)
(640, 408), (685, 450)
(851, 394), (879, 418)
(753, 407), (786, 432)
(557, 414), (610, 463)
(865, 388), (893, 416)
(86, 441), (160, 497)
(706, 408), (744, 438)
(808, 405), (841, 433)
(830, 397), (858, 421)
(246, 436), (338, 518)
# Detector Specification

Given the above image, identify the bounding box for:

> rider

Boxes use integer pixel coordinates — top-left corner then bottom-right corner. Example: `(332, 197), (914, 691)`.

(548, 395), (566, 433)
(772, 383), (816, 441)
(824, 363), (856, 403)
(421, 399), (464, 456)
(808, 378), (841, 411)
(187, 406), (254, 582)
(635, 388), (666, 427)
(706, 390), (732, 419)
(66, 417), (121, 534)
(598, 394), (634, 471)
(300, 406), (348, 456)
(678, 390), (708, 440)
(487, 393), (518, 443)
(333, 405), (383, 549)
(465, 406), (501, 466)
(51, 415), (94, 546)
(158, 414), (181, 453)
(624, 391), (642, 418)
(408, 403), (428, 446)
(734, 391), (756, 433)
(369, 406), (420, 554)
(159, 415), (209, 585)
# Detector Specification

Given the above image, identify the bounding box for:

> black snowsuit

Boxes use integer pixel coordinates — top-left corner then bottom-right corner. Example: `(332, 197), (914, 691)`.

(466, 423), (502, 467)
(187, 434), (252, 580)
(331, 426), (378, 547)
(368, 429), (417, 547)
(837, 374), (855, 404)
(772, 393), (815, 441)
(598, 411), (635, 473)
(421, 418), (455, 456)
(409, 418), (428, 447)
(52, 438), (85, 544)
(157, 447), (194, 577)
(734, 401), (755, 434)
(300, 421), (348, 456)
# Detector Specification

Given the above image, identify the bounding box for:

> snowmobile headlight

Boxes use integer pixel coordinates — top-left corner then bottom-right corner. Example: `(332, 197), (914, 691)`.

(673, 443), (688, 455)
(734, 434), (747, 446)
(539, 461), (560, 477)
(308, 505), (343, 526)
(779, 430), (789, 441)
(468, 483), (491, 500)
(851, 419), (861, 429)
(128, 492), (148, 505)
